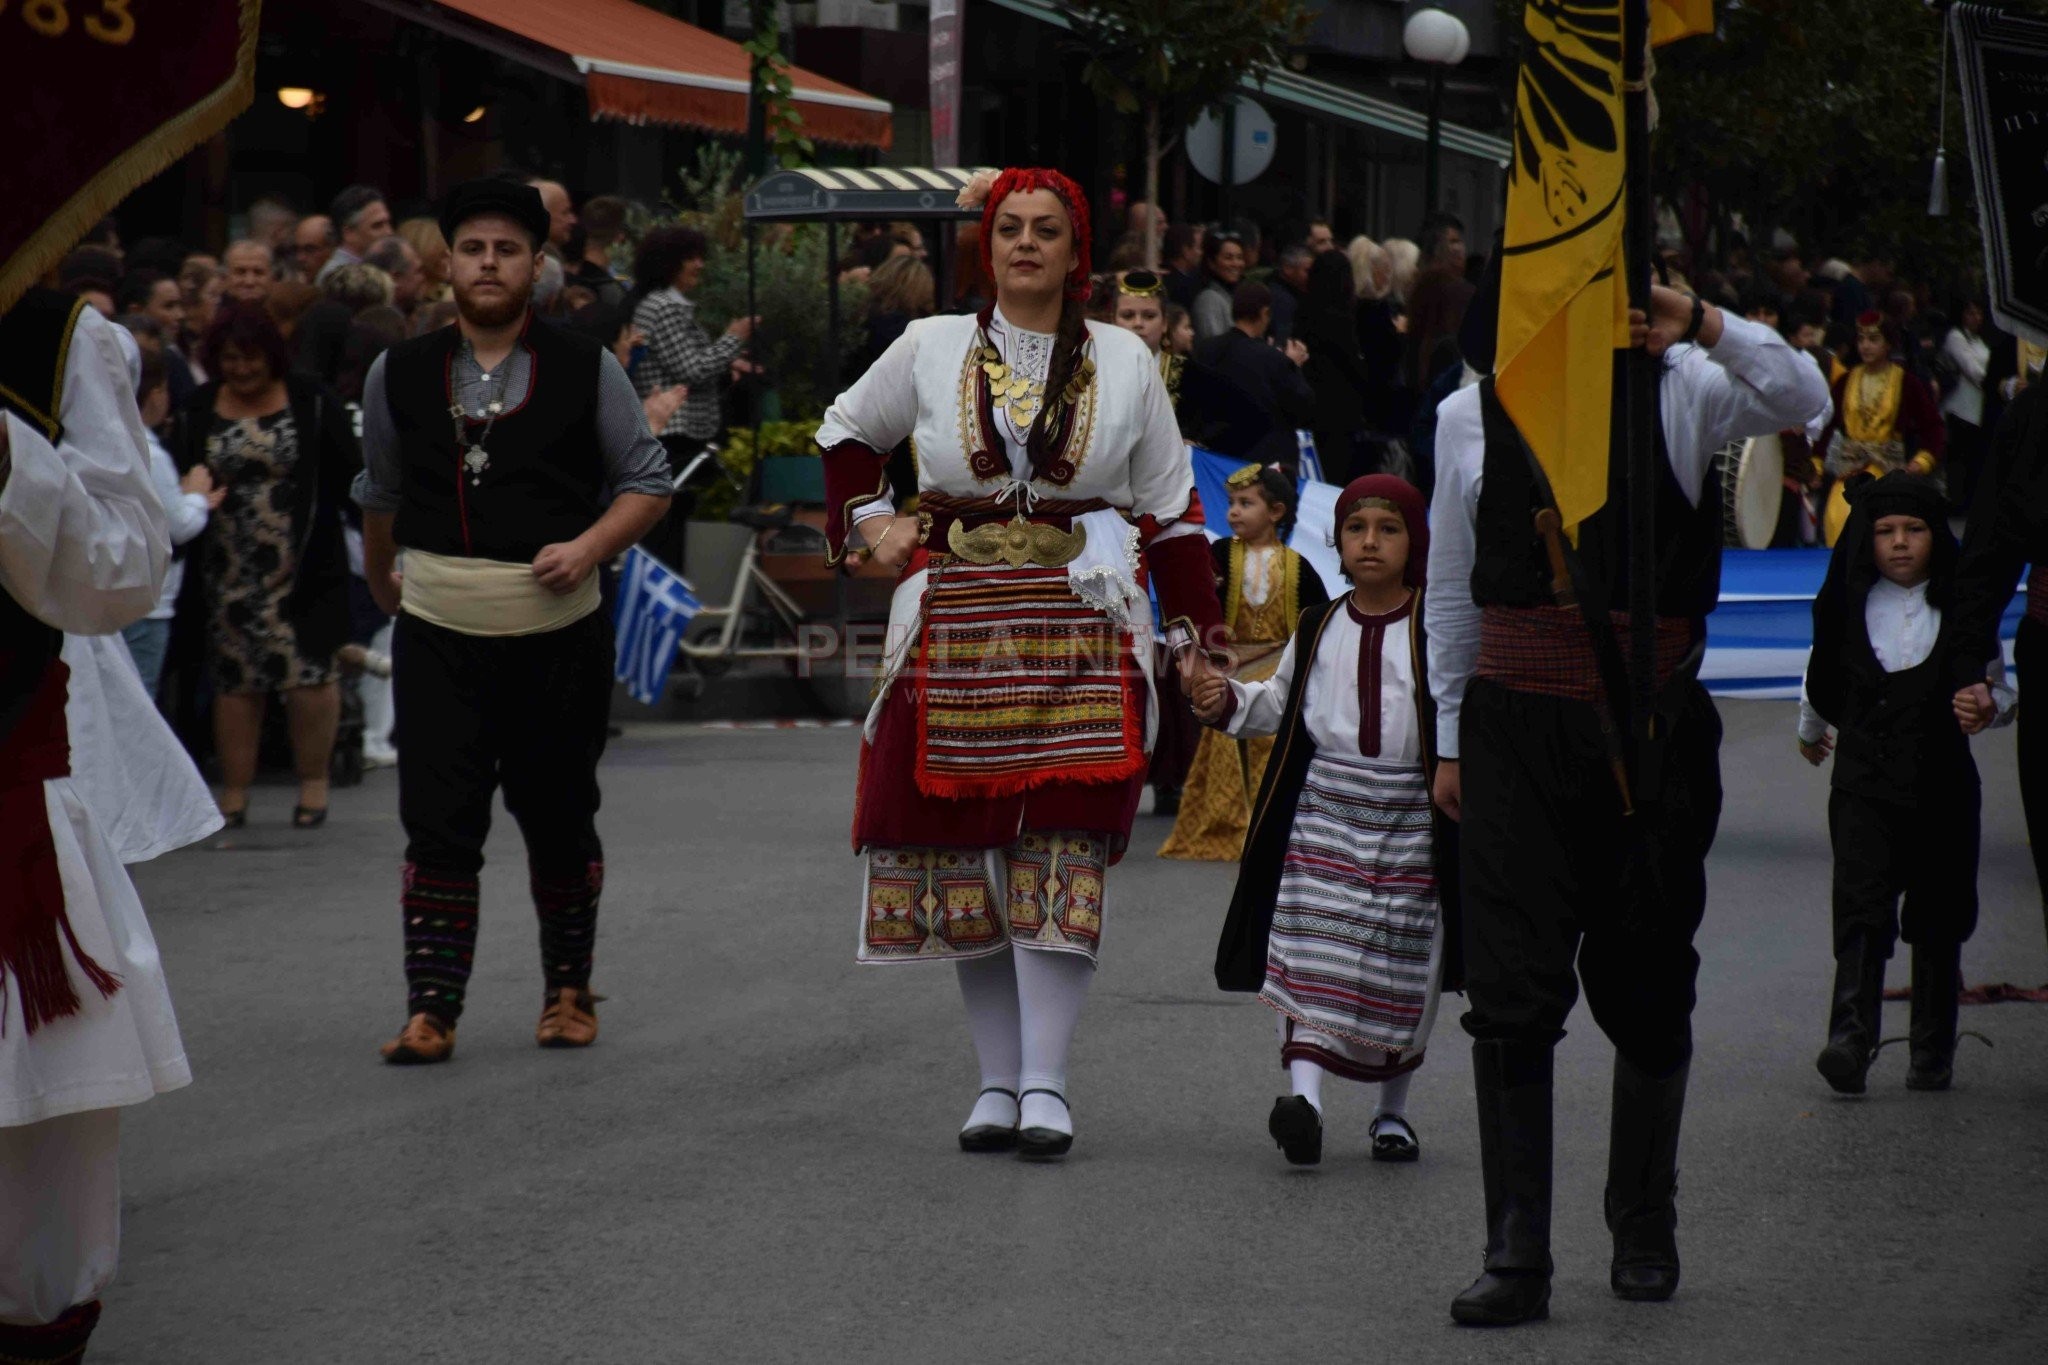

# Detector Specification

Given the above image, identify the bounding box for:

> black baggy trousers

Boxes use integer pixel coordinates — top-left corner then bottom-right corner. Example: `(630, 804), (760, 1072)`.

(1458, 677), (1724, 1080)
(393, 608), (614, 881)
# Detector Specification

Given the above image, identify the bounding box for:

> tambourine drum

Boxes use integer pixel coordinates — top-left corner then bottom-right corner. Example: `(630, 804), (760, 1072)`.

(1715, 433), (1783, 550)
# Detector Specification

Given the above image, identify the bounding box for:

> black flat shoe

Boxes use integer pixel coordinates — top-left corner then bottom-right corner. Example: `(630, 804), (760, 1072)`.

(958, 1087), (1020, 1152)
(219, 808), (247, 830)
(1268, 1096), (1322, 1166)
(292, 805), (328, 829)
(1370, 1112), (1420, 1163)
(1016, 1088), (1073, 1161)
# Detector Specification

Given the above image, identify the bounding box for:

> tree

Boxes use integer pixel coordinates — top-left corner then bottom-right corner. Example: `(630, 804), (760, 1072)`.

(1060, 0), (1313, 267)
(1648, 0), (1982, 287)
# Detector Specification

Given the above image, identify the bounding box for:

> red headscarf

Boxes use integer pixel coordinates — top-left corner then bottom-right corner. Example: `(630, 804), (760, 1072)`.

(1334, 474), (1429, 588)
(977, 168), (1093, 302)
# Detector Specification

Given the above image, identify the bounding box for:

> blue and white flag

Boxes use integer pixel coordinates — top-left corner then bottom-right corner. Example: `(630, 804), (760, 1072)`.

(613, 546), (702, 706)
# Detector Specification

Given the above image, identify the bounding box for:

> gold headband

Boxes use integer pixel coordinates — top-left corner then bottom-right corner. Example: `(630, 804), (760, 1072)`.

(1226, 463), (1264, 490)
(1117, 269), (1165, 299)
(1857, 324), (1885, 341)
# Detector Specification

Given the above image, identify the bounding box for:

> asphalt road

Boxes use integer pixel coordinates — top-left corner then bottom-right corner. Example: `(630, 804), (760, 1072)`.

(96, 699), (2047, 1364)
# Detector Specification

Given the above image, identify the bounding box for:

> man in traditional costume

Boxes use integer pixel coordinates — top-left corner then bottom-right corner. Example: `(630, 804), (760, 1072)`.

(1815, 312), (1945, 546)
(0, 289), (191, 1365)
(1429, 281), (1831, 1324)
(1950, 382), (2048, 952)
(1207, 475), (1457, 1166)
(817, 167), (1226, 1160)
(356, 181), (673, 1064)
(1800, 476), (2013, 1095)
(1159, 463), (1325, 859)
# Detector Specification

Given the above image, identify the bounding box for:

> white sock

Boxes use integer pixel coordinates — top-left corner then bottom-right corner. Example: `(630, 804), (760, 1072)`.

(1289, 1059), (1326, 1115)
(1015, 945), (1093, 1135)
(1375, 1070), (1413, 1122)
(361, 622), (396, 753)
(956, 951), (1022, 1130)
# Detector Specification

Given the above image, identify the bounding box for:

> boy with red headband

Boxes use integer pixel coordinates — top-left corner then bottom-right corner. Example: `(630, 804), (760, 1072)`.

(1198, 475), (1459, 1166)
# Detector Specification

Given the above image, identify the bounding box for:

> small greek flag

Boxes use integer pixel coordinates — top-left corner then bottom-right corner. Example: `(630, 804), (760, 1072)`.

(1294, 429), (1325, 485)
(613, 546), (701, 705)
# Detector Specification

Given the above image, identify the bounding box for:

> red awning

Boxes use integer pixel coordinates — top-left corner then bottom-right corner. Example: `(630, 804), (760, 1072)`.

(431, 0), (892, 150)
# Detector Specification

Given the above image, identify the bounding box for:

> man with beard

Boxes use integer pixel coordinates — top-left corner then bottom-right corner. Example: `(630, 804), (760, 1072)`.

(353, 180), (673, 1064)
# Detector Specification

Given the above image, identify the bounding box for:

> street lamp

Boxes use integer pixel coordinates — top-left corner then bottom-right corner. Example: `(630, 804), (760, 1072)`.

(1403, 7), (1471, 217)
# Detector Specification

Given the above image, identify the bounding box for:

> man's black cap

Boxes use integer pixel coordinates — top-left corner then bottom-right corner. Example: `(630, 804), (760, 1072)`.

(439, 179), (550, 250)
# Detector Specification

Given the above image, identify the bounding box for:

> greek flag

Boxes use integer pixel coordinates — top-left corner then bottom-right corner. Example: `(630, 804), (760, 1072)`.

(613, 546), (701, 705)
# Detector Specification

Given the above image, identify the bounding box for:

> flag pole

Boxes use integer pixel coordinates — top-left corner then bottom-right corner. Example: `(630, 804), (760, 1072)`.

(1621, 0), (1657, 778)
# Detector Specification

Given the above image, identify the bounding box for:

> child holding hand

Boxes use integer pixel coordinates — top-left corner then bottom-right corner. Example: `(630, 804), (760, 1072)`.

(1799, 474), (2015, 1094)
(1200, 475), (1459, 1166)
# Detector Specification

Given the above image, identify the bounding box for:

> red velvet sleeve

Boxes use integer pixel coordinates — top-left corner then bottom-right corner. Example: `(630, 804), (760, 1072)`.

(821, 440), (891, 566)
(1145, 531), (1228, 658)
(1900, 372), (1947, 461)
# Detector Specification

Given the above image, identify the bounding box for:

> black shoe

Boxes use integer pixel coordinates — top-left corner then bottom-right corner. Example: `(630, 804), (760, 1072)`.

(220, 808), (247, 830)
(1906, 942), (1961, 1090)
(1450, 1040), (1554, 1328)
(1016, 1088), (1073, 1161)
(958, 1087), (1021, 1152)
(1606, 1056), (1688, 1302)
(1816, 931), (1887, 1094)
(1451, 1270), (1551, 1326)
(1268, 1096), (1323, 1166)
(1369, 1112), (1420, 1163)
(292, 805), (328, 829)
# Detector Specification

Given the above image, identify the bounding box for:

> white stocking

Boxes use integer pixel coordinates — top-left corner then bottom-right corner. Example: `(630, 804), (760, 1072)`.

(1014, 944), (1094, 1135)
(1376, 1069), (1413, 1121)
(956, 950), (1022, 1130)
(1278, 1013), (1325, 1114)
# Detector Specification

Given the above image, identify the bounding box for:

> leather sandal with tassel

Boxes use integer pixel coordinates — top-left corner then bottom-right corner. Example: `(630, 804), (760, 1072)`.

(535, 987), (600, 1048)
(380, 1013), (456, 1065)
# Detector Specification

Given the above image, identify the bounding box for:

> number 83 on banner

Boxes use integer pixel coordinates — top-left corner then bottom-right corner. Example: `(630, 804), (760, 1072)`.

(1, 0), (136, 44)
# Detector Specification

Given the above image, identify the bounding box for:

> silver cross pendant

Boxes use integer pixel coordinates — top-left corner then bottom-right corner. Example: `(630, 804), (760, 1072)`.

(464, 445), (489, 484)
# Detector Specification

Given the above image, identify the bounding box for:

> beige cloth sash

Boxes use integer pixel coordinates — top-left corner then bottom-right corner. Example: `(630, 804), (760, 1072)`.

(400, 549), (600, 637)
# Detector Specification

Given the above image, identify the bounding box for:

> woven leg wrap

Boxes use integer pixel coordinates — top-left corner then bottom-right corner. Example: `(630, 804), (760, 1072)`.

(402, 864), (479, 1024)
(534, 860), (603, 993)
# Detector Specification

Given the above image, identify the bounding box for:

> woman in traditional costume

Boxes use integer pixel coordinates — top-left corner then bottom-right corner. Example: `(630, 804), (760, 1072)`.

(815, 168), (1226, 1160)
(1817, 311), (1945, 546)
(1160, 464), (1326, 859)
(1202, 476), (1458, 1166)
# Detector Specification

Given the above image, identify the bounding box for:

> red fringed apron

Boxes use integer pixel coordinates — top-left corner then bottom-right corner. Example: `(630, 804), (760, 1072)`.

(0, 655), (120, 1035)
(912, 560), (1146, 799)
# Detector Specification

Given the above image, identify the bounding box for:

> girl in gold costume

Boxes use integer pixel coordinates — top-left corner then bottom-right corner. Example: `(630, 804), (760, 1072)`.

(1160, 464), (1327, 859)
(1816, 311), (1945, 546)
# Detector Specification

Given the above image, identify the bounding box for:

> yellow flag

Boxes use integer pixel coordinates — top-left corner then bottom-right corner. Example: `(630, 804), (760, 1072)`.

(1493, 0), (1634, 532)
(1651, 0), (1714, 47)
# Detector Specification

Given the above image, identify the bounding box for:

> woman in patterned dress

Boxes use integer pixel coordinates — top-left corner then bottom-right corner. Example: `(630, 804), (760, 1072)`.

(180, 303), (359, 827)
(817, 168), (1227, 1159)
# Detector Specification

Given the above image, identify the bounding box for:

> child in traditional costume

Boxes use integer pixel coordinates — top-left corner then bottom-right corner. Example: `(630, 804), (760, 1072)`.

(1160, 464), (1327, 859)
(1815, 312), (1945, 547)
(1200, 475), (1458, 1165)
(1799, 474), (2013, 1094)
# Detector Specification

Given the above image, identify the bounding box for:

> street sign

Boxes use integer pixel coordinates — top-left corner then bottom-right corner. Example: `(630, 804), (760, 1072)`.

(1186, 97), (1277, 186)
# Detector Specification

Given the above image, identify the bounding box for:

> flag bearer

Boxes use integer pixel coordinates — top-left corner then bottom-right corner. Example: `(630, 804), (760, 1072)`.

(1428, 282), (1829, 1325)
(354, 180), (671, 1064)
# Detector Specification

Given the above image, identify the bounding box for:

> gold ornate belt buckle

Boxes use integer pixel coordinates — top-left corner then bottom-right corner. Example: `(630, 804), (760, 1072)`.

(946, 512), (1088, 568)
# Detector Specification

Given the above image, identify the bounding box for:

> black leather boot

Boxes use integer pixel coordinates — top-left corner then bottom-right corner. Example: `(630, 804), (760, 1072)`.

(1451, 1040), (1553, 1327)
(1906, 942), (1961, 1091)
(1815, 932), (1886, 1094)
(1605, 1055), (1689, 1301)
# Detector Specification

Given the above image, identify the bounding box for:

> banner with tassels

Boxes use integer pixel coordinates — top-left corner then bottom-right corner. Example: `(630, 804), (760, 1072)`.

(0, 1), (263, 315)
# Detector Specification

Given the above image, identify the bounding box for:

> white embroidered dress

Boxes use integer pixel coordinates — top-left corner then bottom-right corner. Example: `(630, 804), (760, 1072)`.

(816, 308), (1202, 746)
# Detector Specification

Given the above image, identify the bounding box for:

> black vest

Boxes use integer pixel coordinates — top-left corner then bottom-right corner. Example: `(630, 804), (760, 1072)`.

(385, 315), (607, 563)
(1473, 359), (1724, 621)
(0, 289), (84, 728)
(1809, 610), (1974, 804)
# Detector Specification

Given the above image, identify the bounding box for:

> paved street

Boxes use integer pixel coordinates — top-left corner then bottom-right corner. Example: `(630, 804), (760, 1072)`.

(97, 699), (2046, 1364)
